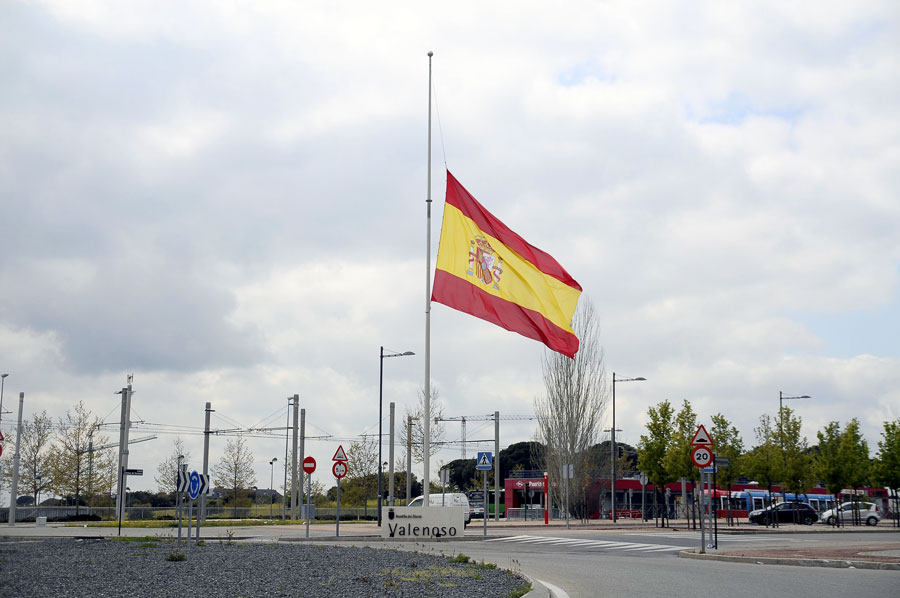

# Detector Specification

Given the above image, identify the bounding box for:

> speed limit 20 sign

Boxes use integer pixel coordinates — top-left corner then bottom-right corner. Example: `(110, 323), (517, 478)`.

(691, 446), (713, 468)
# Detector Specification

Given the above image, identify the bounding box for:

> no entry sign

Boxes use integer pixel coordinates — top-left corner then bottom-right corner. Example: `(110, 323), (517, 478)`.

(302, 456), (316, 475)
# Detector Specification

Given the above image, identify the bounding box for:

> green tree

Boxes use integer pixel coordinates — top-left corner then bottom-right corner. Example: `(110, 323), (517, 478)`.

(662, 400), (698, 515)
(838, 418), (870, 489)
(744, 414), (780, 500)
(816, 421), (847, 497)
(637, 400), (674, 487)
(774, 406), (814, 496)
(344, 437), (378, 512)
(46, 402), (116, 512)
(709, 413), (743, 522)
(212, 438), (257, 517)
(872, 419), (900, 490)
(1, 411), (54, 505)
(637, 400), (675, 520)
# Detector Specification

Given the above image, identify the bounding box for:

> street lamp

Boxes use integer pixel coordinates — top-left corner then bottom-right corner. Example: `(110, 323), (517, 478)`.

(379, 347), (415, 527)
(269, 458), (278, 520)
(777, 391), (811, 501)
(611, 373), (645, 523)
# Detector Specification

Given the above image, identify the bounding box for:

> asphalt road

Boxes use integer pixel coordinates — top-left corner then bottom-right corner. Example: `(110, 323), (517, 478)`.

(5, 520), (898, 597)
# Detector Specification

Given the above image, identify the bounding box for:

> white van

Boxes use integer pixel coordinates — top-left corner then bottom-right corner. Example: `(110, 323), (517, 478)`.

(407, 493), (471, 525)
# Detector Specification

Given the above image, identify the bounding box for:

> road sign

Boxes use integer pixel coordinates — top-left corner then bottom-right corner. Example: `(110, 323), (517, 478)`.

(0, 429), (4, 442)
(332, 445), (348, 461)
(715, 456), (730, 467)
(691, 425), (714, 447)
(188, 471), (201, 500)
(198, 473), (211, 496)
(639, 472), (648, 486)
(0, 445), (3, 457)
(476, 451), (493, 471)
(302, 456), (316, 474)
(124, 468), (143, 476)
(691, 446), (714, 468)
(177, 469), (189, 492)
(332, 460), (348, 479)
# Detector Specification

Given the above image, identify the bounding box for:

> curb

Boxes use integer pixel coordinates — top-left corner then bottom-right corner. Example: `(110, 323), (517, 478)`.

(678, 549), (900, 570)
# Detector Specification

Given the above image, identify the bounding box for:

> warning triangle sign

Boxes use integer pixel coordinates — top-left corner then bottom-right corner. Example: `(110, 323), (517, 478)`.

(0, 429), (4, 442)
(691, 425), (714, 447)
(332, 445), (348, 461)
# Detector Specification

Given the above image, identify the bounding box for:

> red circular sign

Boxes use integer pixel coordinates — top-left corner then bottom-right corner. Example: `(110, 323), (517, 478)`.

(332, 460), (348, 479)
(691, 446), (713, 468)
(302, 456), (316, 474)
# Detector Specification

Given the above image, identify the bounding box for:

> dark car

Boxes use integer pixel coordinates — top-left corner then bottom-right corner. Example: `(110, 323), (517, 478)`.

(748, 501), (818, 525)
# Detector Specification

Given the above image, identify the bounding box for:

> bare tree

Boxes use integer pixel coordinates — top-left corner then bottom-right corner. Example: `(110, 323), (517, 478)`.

(155, 437), (191, 494)
(399, 388), (446, 465)
(212, 437), (257, 517)
(533, 299), (608, 521)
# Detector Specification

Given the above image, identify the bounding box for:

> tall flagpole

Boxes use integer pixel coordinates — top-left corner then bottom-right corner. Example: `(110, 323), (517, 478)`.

(423, 50), (433, 507)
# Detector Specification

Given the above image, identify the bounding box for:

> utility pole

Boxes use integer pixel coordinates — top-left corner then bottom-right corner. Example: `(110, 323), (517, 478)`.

(291, 395), (299, 519)
(298, 407), (305, 519)
(201, 402), (212, 522)
(115, 378), (133, 526)
(7, 392), (24, 525)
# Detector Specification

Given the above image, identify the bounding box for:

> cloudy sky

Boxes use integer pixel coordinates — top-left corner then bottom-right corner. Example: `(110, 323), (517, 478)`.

(1, 1), (898, 498)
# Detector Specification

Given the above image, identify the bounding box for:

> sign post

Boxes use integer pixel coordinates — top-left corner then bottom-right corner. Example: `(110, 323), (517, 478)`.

(691, 426), (716, 554)
(302, 456), (316, 538)
(476, 452), (493, 537)
(332, 457), (347, 537)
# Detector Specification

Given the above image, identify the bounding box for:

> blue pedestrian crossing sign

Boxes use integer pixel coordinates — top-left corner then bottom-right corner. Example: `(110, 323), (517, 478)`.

(476, 451), (493, 471)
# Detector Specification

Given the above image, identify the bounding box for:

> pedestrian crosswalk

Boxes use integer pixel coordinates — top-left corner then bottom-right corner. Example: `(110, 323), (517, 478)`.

(484, 535), (684, 553)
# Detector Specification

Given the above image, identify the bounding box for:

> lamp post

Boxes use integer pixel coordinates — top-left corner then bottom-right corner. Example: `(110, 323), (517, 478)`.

(611, 373), (645, 523)
(378, 347), (415, 527)
(269, 457), (278, 520)
(777, 391), (811, 500)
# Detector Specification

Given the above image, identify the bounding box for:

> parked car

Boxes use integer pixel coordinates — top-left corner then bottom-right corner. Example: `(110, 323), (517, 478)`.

(820, 501), (881, 526)
(407, 492), (472, 525)
(748, 501), (818, 525)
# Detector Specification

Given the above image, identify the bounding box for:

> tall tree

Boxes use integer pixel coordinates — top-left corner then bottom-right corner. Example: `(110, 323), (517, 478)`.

(838, 418), (870, 489)
(17, 411), (55, 505)
(345, 437), (379, 512)
(533, 299), (607, 521)
(872, 419), (900, 491)
(774, 406), (814, 496)
(212, 437), (257, 517)
(744, 414), (781, 505)
(637, 400), (675, 487)
(46, 402), (116, 511)
(399, 388), (446, 467)
(816, 421), (847, 496)
(155, 437), (191, 494)
(710, 413), (743, 523)
(661, 400), (698, 520)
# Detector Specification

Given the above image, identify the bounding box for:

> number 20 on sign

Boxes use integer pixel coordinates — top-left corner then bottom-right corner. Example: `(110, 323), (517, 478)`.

(691, 446), (713, 468)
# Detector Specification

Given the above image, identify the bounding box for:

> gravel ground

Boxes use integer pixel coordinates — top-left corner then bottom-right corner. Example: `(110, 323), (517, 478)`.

(0, 538), (530, 597)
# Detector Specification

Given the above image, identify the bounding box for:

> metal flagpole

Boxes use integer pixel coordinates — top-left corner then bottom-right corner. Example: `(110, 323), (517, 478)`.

(423, 50), (433, 507)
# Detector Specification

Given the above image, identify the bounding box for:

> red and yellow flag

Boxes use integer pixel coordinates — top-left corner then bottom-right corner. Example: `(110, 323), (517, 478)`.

(432, 171), (582, 357)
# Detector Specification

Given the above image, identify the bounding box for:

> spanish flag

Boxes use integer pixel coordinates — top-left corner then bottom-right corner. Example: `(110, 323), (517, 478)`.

(432, 171), (582, 358)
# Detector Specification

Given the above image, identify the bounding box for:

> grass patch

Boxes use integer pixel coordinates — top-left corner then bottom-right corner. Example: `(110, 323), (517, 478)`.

(508, 582), (533, 598)
(166, 552), (186, 562)
(447, 553), (470, 564)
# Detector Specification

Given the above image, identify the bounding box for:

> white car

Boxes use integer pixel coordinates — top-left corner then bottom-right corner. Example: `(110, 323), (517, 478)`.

(820, 501), (881, 526)
(407, 492), (472, 525)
